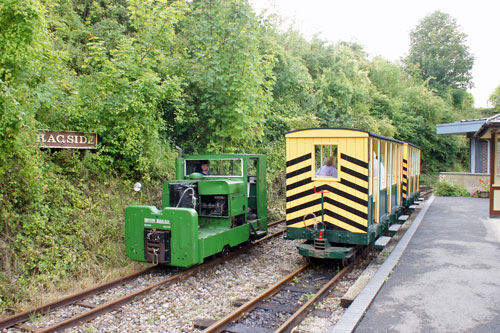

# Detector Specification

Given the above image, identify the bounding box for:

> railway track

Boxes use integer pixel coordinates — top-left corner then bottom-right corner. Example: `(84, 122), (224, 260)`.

(0, 219), (286, 332)
(195, 192), (434, 333)
(199, 248), (371, 333)
(0, 265), (158, 332)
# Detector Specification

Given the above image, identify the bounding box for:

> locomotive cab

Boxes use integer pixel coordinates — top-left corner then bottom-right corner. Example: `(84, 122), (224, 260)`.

(125, 154), (267, 267)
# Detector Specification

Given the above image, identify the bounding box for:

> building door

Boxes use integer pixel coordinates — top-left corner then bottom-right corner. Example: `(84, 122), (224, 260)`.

(490, 131), (500, 216)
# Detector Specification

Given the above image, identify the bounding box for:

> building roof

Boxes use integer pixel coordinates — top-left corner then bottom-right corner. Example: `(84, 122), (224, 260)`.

(436, 118), (487, 135)
(475, 114), (500, 139)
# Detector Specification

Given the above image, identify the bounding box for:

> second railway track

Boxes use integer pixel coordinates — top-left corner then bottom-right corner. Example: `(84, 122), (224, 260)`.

(1, 220), (286, 332)
(200, 247), (372, 333)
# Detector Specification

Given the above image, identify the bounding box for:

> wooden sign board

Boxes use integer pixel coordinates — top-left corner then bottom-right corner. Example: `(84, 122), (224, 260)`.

(37, 130), (97, 149)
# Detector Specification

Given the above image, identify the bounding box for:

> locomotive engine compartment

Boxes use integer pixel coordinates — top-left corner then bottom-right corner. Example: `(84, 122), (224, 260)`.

(164, 179), (247, 220)
(169, 182), (199, 209)
(201, 195), (228, 216)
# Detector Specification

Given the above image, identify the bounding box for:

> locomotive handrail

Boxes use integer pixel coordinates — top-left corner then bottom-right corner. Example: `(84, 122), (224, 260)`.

(313, 185), (330, 226)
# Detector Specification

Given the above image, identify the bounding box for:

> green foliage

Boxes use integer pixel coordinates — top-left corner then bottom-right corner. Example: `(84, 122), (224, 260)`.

(313, 42), (375, 130)
(434, 178), (470, 197)
(265, 31), (316, 141)
(405, 10), (474, 93)
(449, 88), (474, 110)
(420, 172), (439, 187)
(262, 139), (286, 219)
(489, 84), (500, 112)
(170, 0), (274, 153)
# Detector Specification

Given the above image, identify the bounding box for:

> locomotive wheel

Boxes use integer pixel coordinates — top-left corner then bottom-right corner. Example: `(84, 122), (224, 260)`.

(342, 254), (355, 267)
(306, 256), (322, 265)
(218, 245), (230, 258)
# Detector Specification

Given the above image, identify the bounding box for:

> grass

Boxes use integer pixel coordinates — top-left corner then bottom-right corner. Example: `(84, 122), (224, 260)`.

(298, 293), (316, 303)
(0, 176), (160, 316)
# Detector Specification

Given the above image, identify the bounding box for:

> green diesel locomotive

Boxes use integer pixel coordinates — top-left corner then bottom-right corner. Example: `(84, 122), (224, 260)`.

(125, 154), (268, 267)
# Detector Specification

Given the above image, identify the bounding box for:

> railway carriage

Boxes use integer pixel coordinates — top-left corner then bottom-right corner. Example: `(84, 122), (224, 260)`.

(125, 154), (268, 268)
(402, 143), (421, 207)
(284, 128), (420, 261)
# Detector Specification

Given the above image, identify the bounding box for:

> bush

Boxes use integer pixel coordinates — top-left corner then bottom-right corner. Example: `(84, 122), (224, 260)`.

(434, 178), (470, 197)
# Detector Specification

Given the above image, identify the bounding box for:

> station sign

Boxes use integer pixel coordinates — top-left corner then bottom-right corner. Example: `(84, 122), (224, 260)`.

(37, 130), (97, 149)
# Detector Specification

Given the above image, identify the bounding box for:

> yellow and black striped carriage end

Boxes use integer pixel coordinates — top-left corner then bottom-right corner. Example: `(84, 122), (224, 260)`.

(285, 128), (411, 260)
(285, 128), (372, 259)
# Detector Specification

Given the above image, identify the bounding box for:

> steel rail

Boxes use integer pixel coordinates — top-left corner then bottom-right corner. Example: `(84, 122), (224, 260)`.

(203, 263), (310, 333)
(421, 189), (433, 197)
(0, 265), (156, 330)
(268, 218), (285, 227)
(252, 229), (284, 245)
(276, 259), (355, 332)
(203, 244), (372, 333)
(37, 265), (205, 333)
(15, 227), (286, 332)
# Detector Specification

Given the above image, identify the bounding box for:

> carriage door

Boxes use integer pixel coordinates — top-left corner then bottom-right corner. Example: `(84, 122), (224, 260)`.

(490, 131), (500, 216)
(371, 139), (380, 223)
(379, 141), (387, 219)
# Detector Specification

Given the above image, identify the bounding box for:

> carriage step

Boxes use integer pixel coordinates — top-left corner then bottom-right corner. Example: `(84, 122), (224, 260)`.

(398, 215), (409, 222)
(409, 204), (419, 209)
(373, 236), (391, 249)
(388, 224), (401, 234)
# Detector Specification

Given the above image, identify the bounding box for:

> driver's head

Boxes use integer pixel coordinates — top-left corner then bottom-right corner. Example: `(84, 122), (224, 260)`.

(200, 160), (209, 171)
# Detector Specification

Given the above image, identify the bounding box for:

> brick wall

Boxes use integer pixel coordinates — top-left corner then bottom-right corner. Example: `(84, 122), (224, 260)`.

(439, 172), (490, 192)
(481, 141), (489, 173)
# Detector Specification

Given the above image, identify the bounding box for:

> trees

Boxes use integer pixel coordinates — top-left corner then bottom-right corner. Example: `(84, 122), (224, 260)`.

(0, 0), (47, 225)
(169, 0), (274, 154)
(405, 11), (474, 94)
(71, 0), (186, 178)
(490, 85), (500, 111)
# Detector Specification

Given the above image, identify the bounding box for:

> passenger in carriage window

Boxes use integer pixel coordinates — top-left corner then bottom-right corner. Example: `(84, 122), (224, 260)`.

(315, 156), (338, 177)
(372, 152), (386, 189)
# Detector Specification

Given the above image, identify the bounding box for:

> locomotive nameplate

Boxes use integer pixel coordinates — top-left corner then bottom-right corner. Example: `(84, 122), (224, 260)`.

(144, 218), (171, 225)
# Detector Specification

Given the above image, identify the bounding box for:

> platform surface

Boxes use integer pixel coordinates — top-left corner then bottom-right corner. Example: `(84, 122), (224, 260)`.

(354, 196), (500, 332)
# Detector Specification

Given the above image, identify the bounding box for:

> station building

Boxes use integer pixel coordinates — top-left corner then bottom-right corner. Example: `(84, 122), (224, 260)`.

(436, 117), (490, 191)
(438, 113), (500, 216)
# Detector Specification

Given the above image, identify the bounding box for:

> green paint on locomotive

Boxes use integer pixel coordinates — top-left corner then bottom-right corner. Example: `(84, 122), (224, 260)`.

(125, 154), (267, 267)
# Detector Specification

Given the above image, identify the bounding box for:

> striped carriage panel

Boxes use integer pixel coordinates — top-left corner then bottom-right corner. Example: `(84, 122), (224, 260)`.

(402, 143), (409, 199)
(285, 134), (369, 234)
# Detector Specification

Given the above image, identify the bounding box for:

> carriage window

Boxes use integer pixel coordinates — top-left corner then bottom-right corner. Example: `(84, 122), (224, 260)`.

(314, 144), (339, 179)
(380, 142), (386, 190)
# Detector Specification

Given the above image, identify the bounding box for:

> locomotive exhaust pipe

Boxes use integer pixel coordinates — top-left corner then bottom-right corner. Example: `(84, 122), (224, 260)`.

(175, 146), (182, 158)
